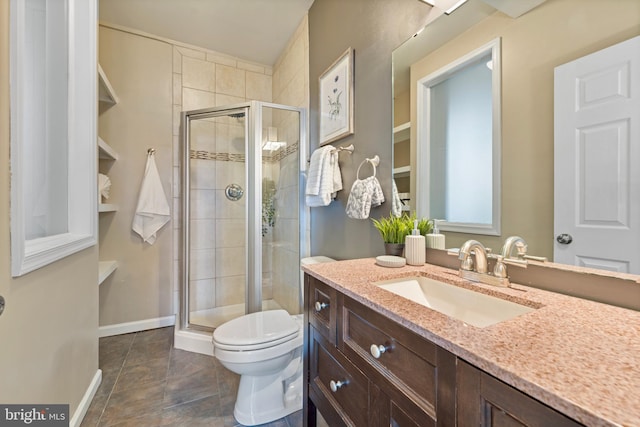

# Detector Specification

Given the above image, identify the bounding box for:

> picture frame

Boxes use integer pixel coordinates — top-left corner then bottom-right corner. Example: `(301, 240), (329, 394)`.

(319, 47), (354, 145)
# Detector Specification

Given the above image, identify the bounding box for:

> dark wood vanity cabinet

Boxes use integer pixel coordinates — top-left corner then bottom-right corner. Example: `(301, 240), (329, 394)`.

(456, 360), (582, 427)
(340, 294), (456, 426)
(305, 275), (455, 426)
(303, 274), (584, 427)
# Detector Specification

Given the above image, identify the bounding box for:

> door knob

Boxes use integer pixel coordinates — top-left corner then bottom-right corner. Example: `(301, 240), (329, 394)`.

(556, 234), (573, 244)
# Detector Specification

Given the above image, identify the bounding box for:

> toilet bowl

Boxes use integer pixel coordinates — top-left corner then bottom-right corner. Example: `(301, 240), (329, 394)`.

(212, 256), (335, 426)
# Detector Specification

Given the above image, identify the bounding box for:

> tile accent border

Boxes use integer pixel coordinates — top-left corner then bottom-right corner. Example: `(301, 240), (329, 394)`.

(189, 141), (299, 164)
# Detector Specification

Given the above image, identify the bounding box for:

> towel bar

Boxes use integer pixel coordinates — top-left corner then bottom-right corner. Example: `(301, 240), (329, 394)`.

(331, 144), (355, 154)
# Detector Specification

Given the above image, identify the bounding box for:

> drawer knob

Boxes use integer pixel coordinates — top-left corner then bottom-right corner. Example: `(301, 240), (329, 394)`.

(370, 344), (389, 359)
(329, 379), (347, 392)
(315, 301), (329, 312)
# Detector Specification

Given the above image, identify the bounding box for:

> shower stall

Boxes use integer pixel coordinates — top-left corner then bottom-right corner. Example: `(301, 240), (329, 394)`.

(181, 101), (307, 332)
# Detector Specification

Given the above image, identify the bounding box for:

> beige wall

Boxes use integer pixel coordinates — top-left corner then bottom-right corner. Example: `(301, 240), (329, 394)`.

(98, 27), (174, 326)
(0, 0), (98, 416)
(393, 89), (410, 127)
(409, 0), (640, 257)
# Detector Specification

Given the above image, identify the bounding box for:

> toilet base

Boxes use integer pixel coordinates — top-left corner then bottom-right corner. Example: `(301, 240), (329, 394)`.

(233, 367), (303, 426)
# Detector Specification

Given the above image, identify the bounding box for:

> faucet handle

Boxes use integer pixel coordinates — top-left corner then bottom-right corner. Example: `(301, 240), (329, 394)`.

(503, 257), (528, 268)
(522, 254), (547, 262)
(492, 255), (508, 278)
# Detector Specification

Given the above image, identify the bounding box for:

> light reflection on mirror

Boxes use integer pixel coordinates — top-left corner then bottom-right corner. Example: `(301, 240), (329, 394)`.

(416, 38), (500, 235)
(392, 0), (640, 274)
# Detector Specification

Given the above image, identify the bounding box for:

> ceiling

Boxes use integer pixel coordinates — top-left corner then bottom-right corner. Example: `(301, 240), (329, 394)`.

(99, 0), (315, 66)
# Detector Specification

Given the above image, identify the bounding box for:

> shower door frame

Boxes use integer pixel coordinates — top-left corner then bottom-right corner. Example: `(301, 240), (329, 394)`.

(180, 100), (308, 331)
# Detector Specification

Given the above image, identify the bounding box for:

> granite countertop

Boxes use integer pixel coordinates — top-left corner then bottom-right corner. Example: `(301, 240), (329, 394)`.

(302, 258), (640, 427)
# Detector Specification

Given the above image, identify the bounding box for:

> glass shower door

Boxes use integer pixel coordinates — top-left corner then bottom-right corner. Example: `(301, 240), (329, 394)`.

(260, 104), (302, 316)
(182, 101), (306, 332)
(184, 107), (248, 330)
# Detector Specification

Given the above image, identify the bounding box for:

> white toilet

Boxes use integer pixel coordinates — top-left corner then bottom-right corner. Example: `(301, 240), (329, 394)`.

(212, 256), (335, 426)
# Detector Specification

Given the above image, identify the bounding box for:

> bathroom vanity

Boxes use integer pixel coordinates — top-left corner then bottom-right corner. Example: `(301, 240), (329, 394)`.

(302, 259), (640, 427)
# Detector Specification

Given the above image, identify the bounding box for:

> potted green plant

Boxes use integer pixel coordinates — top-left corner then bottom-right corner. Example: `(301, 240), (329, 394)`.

(372, 213), (432, 256)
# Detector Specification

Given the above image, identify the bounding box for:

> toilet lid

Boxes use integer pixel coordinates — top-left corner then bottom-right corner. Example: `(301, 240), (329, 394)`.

(213, 309), (299, 347)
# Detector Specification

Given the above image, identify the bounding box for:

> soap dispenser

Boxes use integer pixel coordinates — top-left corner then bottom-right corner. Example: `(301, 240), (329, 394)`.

(405, 220), (426, 266)
(426, 219), (445, 250)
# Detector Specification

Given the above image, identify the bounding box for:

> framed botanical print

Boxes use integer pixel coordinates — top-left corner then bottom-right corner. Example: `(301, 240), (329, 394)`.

(319, 47), (354, 145)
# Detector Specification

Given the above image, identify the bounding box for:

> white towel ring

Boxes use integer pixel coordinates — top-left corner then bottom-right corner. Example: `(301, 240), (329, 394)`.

(356, 155), (380, 179)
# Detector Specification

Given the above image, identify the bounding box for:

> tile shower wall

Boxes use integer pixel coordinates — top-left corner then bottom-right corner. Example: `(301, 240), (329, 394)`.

(172, 45), (274, 314)
(270, 16), (309, 315)
(166, 16), (308, 319)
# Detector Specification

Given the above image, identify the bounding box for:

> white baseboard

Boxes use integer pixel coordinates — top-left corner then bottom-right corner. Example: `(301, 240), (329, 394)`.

(99, 315), (176, 338)
(70, 369), (102, 427)
(174, 329), (214, 356)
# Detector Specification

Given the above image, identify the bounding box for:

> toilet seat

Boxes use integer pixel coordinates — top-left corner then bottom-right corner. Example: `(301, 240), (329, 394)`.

(213, 309), (299, 351)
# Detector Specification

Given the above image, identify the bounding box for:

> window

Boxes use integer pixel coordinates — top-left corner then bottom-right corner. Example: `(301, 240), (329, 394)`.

(416, 38), (501, 235)
(10, 0), (98, 276)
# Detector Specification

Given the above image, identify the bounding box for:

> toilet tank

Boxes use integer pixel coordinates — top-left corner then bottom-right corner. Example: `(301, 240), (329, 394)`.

(301, 256), (335, 266)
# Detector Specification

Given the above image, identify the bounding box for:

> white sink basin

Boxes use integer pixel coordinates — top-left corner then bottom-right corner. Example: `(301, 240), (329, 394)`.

(375, 276), (535, 327)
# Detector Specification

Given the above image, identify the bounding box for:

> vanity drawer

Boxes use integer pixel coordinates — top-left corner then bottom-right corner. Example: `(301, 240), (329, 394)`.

(339, 295), (456, 424)
(309, 326), (370, 427)
(307, 274), (337, 344)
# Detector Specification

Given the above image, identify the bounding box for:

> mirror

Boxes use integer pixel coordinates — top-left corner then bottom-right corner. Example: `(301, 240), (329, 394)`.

(416, 37), (501, 236)
(392, 0), (640, 270)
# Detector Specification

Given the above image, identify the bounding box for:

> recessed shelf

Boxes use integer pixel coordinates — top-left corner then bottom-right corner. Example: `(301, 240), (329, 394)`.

(98, 137), (119, 160)
(98, 260), (118, 285)
(98, 204), (118, 213)
(393, 165), (411, 178)
(98, 63), (119, 106)
(393, 122), (410, 144)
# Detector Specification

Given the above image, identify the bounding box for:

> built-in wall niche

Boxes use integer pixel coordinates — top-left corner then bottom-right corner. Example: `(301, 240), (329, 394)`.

(97, 67), (119, 285)
(9, 0), (98, 276)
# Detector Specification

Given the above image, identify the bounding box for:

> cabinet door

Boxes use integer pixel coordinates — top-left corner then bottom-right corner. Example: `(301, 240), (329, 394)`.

(457, 360), (583, 427)
(309, 326), (370, 427)
(373, 385), (436, 427)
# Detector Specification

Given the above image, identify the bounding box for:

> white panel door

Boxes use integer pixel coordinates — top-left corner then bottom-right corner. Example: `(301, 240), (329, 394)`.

(554, 36), (640, 273)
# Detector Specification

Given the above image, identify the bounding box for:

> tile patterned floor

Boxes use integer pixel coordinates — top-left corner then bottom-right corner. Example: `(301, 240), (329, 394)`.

(81, 327), (302, 427)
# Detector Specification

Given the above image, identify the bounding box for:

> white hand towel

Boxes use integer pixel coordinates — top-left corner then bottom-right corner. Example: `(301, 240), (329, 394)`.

(132, 153), (170, 244)
(391, 179), (402, 217)
(305, 146), (342, 207)
(330, 151), (343, 198)
(305, 146), (333, 196)
(98, 173), (112, 201)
